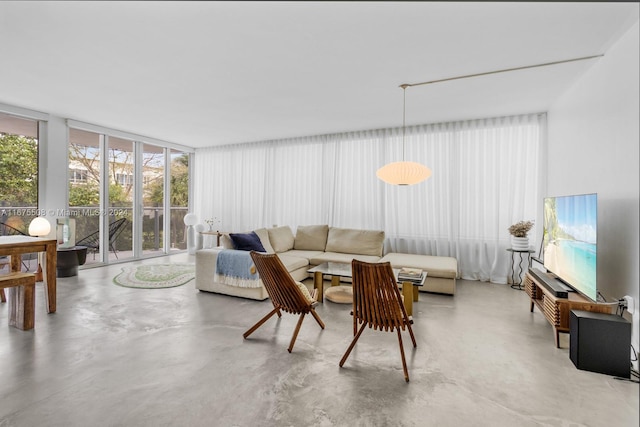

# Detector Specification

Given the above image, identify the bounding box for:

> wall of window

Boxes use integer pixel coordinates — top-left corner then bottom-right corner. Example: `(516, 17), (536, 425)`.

(67, 121), (192, 265)
(194, 113), (544, 284)
(0, 111), (40, 237)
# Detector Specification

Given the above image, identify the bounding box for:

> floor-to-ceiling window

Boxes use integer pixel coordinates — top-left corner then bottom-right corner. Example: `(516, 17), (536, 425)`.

(68, 129), (102, 263)
(169, 149), (189, 251)
(0, 112), (40, 271)
(106, 137), (135, 262)
(142, 143), (165, 257)
(67, 121), (192, 266)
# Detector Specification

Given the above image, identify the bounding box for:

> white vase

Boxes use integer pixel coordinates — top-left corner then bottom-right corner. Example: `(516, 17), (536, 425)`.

(511, 236), (529, 251)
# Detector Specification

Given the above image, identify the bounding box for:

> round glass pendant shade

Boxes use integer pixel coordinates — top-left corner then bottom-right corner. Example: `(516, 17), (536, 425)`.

(376, 161), (432, 186)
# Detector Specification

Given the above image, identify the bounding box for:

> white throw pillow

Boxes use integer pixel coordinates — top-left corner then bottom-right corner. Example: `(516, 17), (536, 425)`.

(268, 226), (295, 253)
(294, 224), (329, 251)
(325, 227), (385, 256)
(253, 228), (275, 254)
(220, 234), (234, 249)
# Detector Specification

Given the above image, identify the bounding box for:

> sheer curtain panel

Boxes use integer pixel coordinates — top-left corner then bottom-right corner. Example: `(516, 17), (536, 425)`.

(193, 113), (544, 284)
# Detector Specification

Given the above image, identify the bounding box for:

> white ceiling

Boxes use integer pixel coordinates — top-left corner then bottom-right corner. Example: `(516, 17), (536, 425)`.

(1, 1), (638, 149)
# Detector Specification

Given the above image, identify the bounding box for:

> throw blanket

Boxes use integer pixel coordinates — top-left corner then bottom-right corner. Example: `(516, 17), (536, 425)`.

(215, 249), (261, 288)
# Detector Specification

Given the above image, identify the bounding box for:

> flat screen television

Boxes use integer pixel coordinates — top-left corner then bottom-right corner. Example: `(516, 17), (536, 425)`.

(542, 193), (597, 301)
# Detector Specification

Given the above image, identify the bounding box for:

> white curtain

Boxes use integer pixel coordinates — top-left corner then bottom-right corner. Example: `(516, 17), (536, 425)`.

(194, 113), (544, 284)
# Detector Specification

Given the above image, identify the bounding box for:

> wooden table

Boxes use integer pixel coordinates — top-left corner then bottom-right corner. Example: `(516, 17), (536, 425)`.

(0, 236), (58, 313)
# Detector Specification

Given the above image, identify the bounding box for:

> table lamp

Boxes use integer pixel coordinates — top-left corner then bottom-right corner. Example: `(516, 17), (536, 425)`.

(28, 216), (51, 281)
(183, 213), (198, 255)
(29, 217), (51, 237)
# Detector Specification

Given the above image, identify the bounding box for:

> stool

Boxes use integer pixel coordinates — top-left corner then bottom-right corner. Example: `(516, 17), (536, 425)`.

(0, 272), (36, 330)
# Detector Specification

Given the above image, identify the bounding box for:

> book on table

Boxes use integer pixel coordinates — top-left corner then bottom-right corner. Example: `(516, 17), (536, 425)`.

(397, 267), (425, 284)
(398, 267), (422, 278)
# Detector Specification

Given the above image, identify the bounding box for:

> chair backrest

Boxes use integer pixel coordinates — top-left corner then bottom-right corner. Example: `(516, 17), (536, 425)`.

(75, 228), (99, 249)
(76, 218), (129, 249)
(351, 259), (409, 332)
(108, 218), (128, 244)
(1, 222), (27, 236)
(250, 251), (312, 314)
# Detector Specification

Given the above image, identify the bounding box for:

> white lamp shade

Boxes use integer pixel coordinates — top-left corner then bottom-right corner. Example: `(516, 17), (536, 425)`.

(183, 213), (198, 226)
(28, 217), (51, 237)
(376, 161), (432, 185)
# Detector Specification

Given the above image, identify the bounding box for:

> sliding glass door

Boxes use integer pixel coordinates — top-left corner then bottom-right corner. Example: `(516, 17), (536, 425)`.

(68, 125), (191, 266)
(107, 137), (134, 262)
(170, 149), (189, 251)
(142, 143), (165, 257)
(68, 129), (102, 263)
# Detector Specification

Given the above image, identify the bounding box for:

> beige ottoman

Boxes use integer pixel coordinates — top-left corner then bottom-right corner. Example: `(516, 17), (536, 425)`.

(379, 253), (458, 295)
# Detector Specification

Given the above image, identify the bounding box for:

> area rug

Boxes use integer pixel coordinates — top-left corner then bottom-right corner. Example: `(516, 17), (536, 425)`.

(113, 263), (195, 289)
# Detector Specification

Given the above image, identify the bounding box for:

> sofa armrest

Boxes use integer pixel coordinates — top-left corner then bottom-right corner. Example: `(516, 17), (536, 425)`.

(195, 248), (224, 290)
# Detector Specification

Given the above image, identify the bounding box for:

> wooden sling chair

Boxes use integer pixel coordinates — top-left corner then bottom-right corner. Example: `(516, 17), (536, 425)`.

(339, 259), (417, 382)
(243, 251), (325, 353)
(75, 218), (128, 260)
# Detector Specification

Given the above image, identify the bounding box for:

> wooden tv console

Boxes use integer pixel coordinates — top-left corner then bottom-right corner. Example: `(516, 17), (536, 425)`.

(524, 272), (615, 348)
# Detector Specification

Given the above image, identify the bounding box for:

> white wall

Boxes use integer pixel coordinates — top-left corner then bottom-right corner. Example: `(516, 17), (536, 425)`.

(547, 21), (639, 370)
(38, 115), (69, 236)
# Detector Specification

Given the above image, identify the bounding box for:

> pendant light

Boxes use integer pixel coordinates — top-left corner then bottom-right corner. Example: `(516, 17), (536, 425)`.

(376, 84), (432, 186)
(376, 54), (604, 186)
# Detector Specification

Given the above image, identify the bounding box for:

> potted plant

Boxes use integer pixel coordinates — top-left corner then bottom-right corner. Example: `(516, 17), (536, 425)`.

(508, 220), (534, 250)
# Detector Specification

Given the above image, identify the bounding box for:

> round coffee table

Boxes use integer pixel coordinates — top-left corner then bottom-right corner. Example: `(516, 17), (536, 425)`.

(324, 285), (353, 304)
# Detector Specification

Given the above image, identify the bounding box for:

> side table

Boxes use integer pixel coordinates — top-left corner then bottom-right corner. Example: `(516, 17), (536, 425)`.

(507, 248), (534, 290)
(57, 246), (88, 277)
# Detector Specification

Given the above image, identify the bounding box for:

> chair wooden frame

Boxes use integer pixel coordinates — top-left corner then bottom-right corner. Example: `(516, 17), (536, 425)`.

(75, 218), (129, 260)
(243, 251), (325, 353)
(339, 260), (417, 382)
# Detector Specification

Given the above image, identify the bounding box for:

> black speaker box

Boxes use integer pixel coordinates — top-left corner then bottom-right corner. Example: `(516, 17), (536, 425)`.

(570, 310), (631, 378)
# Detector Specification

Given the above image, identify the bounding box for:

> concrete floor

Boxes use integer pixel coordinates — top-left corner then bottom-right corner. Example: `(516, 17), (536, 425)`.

(1, 253), (638, 427)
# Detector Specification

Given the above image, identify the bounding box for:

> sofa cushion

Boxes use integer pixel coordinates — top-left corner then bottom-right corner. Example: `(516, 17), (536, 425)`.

(253, 228), (275, 254)
(294, 224), (329, 251)
(277, 253), (310, 272)
(280, 249), (325, 262)
(268, 226), (295, 253)
(310, 251), (381, 265)
(229, 231), (266, 252)
(378, 253), (458, 279)
(325, 227), (385, 257)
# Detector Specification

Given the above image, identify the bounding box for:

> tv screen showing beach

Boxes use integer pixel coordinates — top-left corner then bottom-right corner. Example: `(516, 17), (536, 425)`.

(543, 193), (597, 301)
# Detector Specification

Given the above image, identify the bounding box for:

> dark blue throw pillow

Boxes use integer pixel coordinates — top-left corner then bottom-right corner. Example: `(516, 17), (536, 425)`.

(229, 231), (266, 252)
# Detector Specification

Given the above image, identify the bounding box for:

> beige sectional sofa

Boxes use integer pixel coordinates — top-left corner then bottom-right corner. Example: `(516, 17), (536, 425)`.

(195, 225), (458, 300)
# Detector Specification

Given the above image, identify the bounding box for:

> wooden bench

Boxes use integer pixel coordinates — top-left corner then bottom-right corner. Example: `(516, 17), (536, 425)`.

(0, 272), (36, 330)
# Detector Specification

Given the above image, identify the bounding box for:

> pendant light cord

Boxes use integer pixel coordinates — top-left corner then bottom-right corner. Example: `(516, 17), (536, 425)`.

(393, 54), (603, 164)
(400, 84), (409, 162)
(401, 54), (603, 88)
